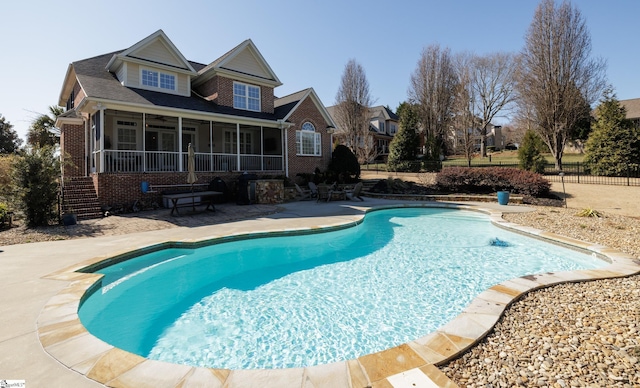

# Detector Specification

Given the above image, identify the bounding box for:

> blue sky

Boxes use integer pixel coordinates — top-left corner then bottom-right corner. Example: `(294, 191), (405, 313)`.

(2, 0), (638, 141)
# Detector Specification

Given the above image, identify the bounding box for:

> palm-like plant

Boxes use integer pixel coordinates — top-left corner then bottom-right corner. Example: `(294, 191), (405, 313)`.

(27, 105), (64, 148)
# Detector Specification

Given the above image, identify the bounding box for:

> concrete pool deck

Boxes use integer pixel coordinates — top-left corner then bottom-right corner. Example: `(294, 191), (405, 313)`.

(2, 198), (639, 388)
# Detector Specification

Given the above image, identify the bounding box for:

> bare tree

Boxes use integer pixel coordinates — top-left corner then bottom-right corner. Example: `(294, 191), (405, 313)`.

(452, 52), (479, 165)
(517, 0), (606, 170)
(471, 52), (516, 157)
(408, 44), (457, 160)
(334, 59), (375, 163)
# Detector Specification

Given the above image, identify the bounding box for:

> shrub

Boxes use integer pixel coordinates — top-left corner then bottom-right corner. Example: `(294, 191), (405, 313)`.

(0, 202), (7, 221)
(12, 146), (60, 226)
(389, 160), (421, 173)
(328, 145), (360, 182)
(518, 130), (547, 173)
(435, 167), (550, 197)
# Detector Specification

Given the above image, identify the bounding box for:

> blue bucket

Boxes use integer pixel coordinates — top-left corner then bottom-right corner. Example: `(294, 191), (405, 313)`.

(141, 181), (149, 193)
(497, 191), (510, 205)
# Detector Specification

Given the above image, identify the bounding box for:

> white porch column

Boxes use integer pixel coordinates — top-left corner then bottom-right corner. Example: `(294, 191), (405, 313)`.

(209, 121), (213, 171)
(260, 126), (264, 171)
(236, 123), (241, 171)
(178, 117), (183, 172)
(142, 113), (146, 172)
(99, 107), (105, 173)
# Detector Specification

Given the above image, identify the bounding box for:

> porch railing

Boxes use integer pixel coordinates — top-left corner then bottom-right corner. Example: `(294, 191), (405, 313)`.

(101, 150), (283, 173)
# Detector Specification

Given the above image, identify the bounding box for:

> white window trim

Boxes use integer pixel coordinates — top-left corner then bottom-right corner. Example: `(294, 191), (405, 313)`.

(233, 81), (261, 112)
(140, 67), (177, 91)
(296, 122), (322, 156)
(114, 119), (140, 150)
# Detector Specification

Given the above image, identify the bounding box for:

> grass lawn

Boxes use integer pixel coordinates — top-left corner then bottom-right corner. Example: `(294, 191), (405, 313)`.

(362, 151), (585, 171)
(443, 151), (585, 165)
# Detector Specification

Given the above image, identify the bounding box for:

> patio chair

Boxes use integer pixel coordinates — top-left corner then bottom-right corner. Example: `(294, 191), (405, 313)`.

(316, 184), (331, 202)
(308, 182), (319, 198)
(295, 183), (312, 200)
(345, 182), (364, 201)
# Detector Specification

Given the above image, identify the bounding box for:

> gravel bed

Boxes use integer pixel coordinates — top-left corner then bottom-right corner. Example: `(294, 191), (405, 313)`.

(443, 206), (640, 387)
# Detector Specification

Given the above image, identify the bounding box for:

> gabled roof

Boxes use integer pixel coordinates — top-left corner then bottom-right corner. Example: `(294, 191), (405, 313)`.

(105, 29), (197, 75)
(620, 98), (640, 119)
(274, 88), (336, 127)
(64, 51), (279, 122)
(193, 39), (282, 87)
(370, 105), (399, 121)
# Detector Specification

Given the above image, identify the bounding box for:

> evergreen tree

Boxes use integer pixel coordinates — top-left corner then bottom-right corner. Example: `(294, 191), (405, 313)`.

(12, 146), (60, 226)
(584, 90), (640, 176)
(328, 144), (360, 182)
(0, 114), (22, 153)
(387, 103), (420, 172)
(518, 130), (547, 173)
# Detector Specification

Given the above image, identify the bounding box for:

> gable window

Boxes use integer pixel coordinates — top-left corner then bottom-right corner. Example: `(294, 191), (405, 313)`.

(233, 82), (260, 111)
(296, 122), (321, 156)
(141, 68), (176, 91)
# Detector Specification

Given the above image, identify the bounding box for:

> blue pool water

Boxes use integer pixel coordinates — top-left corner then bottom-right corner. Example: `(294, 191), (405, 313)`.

(78, 208), (605, 369)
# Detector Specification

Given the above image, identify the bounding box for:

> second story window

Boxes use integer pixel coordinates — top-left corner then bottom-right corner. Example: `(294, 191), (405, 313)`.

(141, 68), (176, 91)
(233, 82), (260, 111)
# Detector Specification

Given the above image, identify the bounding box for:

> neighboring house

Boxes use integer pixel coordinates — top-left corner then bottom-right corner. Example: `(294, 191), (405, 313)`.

(326, 105), (399, 161)
(448, 124), (504, 153)
(485, 125), (505, 150)
(620, 98), (640, 128)
(56, 30), (335, 210)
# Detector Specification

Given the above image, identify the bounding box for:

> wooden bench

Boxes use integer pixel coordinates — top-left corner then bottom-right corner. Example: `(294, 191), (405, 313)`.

(162, 190), (222, 216)
(145, 183), (208, 193)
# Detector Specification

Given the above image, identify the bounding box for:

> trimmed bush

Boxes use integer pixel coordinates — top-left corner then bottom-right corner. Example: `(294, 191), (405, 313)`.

(435, 167), (550, 197)
(328, 145), (360, 182)
(518, 130), (547, 173)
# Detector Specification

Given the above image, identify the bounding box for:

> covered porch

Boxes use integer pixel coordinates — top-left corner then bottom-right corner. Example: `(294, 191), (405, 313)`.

(89, 109), (285, 174)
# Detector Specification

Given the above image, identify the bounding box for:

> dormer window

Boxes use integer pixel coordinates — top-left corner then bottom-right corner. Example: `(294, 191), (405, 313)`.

(141, 68), (176, 91)
(233, 82), (260, 111)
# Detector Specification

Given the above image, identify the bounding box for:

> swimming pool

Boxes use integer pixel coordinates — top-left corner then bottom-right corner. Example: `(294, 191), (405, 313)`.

(78, 207), (605, 370)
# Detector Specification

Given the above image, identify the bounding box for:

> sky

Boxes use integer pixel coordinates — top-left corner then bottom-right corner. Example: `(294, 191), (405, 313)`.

(2, 0), (639, 141)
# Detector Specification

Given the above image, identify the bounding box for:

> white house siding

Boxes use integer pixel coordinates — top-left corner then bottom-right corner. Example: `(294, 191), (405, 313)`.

(136, 40), (184, 68)
(226, 49), (271, 79)
(115, 63), (126, 85)
(177, 73), (189, 95)
(126, 62), (140, 86)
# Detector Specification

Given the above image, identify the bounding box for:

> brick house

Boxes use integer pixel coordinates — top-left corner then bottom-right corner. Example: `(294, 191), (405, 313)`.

(326, 105), (399, 162)
(56, 30), (335, 214)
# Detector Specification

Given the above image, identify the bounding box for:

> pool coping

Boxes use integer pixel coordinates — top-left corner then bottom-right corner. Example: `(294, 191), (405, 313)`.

(36, 202), (640, 388)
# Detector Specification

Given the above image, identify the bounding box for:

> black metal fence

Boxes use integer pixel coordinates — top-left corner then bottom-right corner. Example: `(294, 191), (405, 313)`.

(378, 161), (640, 187)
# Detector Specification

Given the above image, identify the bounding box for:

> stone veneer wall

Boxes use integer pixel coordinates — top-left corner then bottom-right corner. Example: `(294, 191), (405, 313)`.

(253, 179), (284, 204)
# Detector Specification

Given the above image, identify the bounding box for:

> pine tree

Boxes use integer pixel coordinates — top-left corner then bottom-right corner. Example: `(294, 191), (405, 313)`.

(518, 130), (547, 173)
(0, 114), (22, 153)
(387, 103), (420, 172)
(584, 90), (640, 176)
